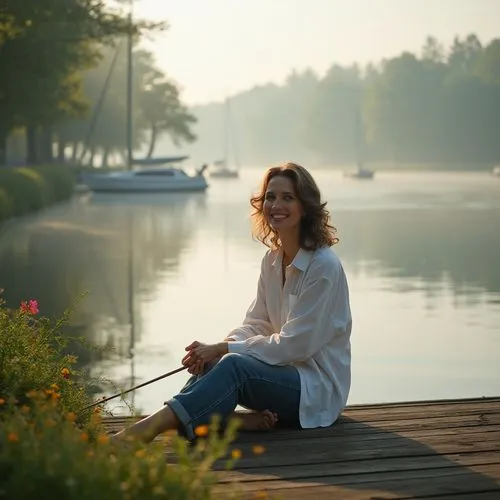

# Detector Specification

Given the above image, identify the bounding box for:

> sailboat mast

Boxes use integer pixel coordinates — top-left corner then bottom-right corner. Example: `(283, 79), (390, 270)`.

(126, 0), (135, 406)
(126, 0), (133, 170)
(223, 97), (229, 167)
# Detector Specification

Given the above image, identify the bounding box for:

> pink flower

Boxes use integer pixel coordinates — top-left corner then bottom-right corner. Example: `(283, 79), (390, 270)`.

(20, 299), (39, 315)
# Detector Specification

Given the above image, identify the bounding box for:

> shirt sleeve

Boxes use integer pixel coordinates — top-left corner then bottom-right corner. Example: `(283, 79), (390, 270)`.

(228, 266), (338, 365)
(225, 255), (274, 342)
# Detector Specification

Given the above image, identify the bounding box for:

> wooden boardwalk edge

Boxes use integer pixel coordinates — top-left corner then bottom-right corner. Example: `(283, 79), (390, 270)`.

(103, 396), (500, 499)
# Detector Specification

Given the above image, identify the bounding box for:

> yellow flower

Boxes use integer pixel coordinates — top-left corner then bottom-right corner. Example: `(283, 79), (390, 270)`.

(231, 448), (242, 460)
(79, 432), (89, 443)
(194, 425), (209, 437)
(0, 398), (5, 405)
(7, 432), (19, 443)
(252, 445), (266, 455)
(135, 449), (146, 458)
(66, 412), (77, 423)
(50, 384), (60, 391)
(97, 434), (109, 445)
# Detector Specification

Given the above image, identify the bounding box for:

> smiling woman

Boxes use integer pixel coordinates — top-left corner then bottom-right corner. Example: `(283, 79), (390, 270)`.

(112, 162), (352, 445)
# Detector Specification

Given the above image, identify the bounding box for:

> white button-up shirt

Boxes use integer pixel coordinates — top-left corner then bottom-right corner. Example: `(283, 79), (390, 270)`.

(227, 246), (352, 428)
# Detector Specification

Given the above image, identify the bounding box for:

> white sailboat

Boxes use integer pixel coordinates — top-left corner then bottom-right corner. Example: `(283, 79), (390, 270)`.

(82, 157), (208, 193)
(209, 97), (239, 179)
(82, 1), (208, 194)
(344, 105), (375, 180)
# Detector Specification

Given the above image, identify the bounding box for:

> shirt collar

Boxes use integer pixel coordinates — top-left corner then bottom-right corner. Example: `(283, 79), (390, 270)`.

(272, 247), (314, 272)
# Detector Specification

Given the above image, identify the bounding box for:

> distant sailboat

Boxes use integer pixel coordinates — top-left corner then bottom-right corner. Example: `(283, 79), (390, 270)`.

(345, 106), (374, 180)
(209, 97), (239, 179)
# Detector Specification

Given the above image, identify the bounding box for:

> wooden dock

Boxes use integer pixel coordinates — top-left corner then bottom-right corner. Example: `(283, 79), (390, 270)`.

(104, 396), (500, 499)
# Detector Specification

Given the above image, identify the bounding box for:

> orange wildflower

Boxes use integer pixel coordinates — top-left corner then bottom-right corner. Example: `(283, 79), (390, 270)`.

(66, 412), (77, 423)
(0, 398), (5, 405)
(194, 425), (209, 437)
(7, 432), (19, 443)
(61, 368), (70, 379)
(97, 434), (109, 445)
(231, 448), (242, 460)
(79, 432), (89, 443)
(252, 445), (266, 455)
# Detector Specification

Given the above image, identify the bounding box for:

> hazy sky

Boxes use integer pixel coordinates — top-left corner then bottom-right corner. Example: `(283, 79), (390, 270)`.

(135, 0), (500, 105)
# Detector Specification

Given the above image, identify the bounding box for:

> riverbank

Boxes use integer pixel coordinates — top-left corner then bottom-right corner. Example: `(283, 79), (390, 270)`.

(0, 164), (75, 224)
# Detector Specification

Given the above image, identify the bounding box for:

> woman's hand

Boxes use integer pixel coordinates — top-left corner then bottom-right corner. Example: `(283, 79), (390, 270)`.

(182, 341), (228, 375)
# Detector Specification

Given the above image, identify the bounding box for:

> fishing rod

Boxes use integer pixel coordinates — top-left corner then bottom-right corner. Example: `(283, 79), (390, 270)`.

(79, 365), (187, 414)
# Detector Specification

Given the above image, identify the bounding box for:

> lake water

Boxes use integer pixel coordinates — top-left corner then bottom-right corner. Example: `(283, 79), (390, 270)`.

(1, 169), (499, 414)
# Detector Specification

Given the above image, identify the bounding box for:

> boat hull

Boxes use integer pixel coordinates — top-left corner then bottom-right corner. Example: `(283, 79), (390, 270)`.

(209, 169), (239, 179)
(82, 173), (208, 193)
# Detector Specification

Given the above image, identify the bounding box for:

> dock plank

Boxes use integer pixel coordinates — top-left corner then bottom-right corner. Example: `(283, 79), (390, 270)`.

(103, 396), (500, 499)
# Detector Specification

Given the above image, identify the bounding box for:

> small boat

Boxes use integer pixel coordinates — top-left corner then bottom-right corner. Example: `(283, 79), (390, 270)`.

(345, 164), (375, 180)
(209, 159), (239, 179)
(82, 156), (208, 193)
(209, 97), (240, 179)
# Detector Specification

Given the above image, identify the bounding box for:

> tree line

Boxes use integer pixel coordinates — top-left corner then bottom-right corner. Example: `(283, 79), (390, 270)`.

(0, 0), (196, 167)
(184, 34), (500, 168)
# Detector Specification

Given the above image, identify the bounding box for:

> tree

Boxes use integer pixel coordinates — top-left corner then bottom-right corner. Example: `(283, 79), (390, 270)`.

(0, 0), (163, 165)
(54, 46), (197, 166)
(134, 50), (196, 158)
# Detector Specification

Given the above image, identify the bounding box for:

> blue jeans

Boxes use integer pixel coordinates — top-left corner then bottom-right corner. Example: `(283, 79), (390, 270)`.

(165, 352), (301, 440)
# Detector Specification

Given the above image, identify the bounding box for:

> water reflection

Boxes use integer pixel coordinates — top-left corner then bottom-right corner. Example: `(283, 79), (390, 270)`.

(335, 207), (500, 301)
(0, 171), (498, 412)
(0, 191), (207, 371)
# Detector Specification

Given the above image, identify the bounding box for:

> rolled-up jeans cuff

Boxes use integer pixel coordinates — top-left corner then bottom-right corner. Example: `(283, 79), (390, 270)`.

(165, 397), (195, 441)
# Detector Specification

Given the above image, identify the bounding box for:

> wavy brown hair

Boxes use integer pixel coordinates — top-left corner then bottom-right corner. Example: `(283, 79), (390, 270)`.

(250, 162), (339, 250)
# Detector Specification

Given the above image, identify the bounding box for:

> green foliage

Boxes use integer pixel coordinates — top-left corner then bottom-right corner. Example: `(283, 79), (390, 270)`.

(0, 298), (240, 499)
(0, 165), (75, 222)
(0, 186), (12, 219)
(0, 0), (165, 164)
(58, 46), (197, 166)
(188, 34), (500, 167)
(0, 297), (95, 419)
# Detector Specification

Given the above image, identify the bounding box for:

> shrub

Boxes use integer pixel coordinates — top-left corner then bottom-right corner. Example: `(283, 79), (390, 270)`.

(0, 397), (238, 500)
(0, 296), (96, 424)
(0, 296), (240, 499)
(0, 186), (11, 220)
(0, 165), (76, 223)
(37, 164), (76, 201)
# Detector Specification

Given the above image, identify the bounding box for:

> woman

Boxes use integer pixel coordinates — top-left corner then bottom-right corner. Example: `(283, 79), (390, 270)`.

(113, 162), (352, 443)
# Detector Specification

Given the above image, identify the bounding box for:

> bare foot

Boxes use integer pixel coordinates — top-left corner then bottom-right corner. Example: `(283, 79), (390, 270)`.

(234, 410), (278, 431)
